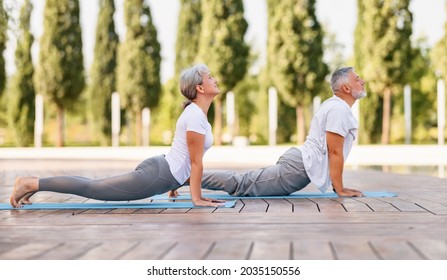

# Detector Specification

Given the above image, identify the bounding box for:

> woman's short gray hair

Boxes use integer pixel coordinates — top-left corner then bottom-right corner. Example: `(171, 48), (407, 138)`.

(330, 67), (354, 94)
(180, 63), (210, 108)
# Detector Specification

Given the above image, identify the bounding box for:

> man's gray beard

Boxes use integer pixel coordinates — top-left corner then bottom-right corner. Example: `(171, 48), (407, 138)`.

(353, 90), (367, 100)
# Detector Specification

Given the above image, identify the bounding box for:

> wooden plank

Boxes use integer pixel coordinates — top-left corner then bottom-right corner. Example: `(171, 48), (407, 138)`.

(331, 198), (373, 212)
(264, 199), (293, 213)
(213, 200), (244, 213)
(292, 240), (333, 260)
(35, 242), (101, 260)
(119, 240), (177, 260)
(239, 199), (268, 213)
(78, 241), (140, 260)
(0, 242), (63, 260)
(205, 240), (252, 259)
(353, 198), (399, 212)
(133, 208), (165, 214)
(410, 239), (447, 259)
(308, 198), (346, 212)
(377, 197), (428, 212)
(249, 240), (291, 260)
(329, 240), (377, 260)
(397, 194), (447, 215)
(161, 240), (215, 260)
(0, 242), (21, 255)
(368, 240), (426, 260)
(287, 199), (319, 213)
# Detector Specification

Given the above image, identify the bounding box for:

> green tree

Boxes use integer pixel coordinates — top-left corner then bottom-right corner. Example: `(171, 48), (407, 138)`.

(357, 0), (413, 144)
(268, 0), (328, 144)
(432, 2), (447, 80)
(431, 1), (447, 143)
(354, 0), (382, 143)
(34, 0), (85, 147)
(8, 0), (35, 146)
(402, 38), (437, 143)
(159, 0), (202, 134)
(197, 0), (249, 145)
(117, 0), (161, 145)
(0, 0), (7, 97)
(87, 0), (119, 145)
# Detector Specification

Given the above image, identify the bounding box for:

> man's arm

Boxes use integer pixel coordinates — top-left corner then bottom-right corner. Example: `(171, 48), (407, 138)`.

(326, 131), (363, 197)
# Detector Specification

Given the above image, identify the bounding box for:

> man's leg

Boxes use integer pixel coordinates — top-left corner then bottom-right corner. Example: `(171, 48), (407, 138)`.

(202, 148), (310, 196)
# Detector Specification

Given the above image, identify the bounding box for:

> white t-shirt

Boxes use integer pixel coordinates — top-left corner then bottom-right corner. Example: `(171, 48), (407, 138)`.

(165, 103), (214, 184)
(299, 95), (358, 193)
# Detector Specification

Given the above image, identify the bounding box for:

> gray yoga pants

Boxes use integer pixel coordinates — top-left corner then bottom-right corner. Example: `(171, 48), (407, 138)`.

(39, 155), (181, 201)
(201, 147), (311, 196)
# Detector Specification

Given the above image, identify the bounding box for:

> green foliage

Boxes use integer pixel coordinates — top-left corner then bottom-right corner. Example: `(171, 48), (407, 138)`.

(156, 0), (202, 138)
(87, 0), (119, 146)
(354, 0), (381, 143)
(117, 0), (161, 112)
(198, 0), (249, 95)
(0, 0), (7, 96)
(7, 0), (35, 146)
(34, 0), (85, 146)
(268, 0), (328, 143)
(431, 2), (447, 80)
(197, 0), (249, 144)
(355, 0), (413, 144)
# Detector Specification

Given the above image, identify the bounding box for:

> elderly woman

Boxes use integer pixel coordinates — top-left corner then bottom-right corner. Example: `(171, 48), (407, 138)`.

(10, 64), (224, 208)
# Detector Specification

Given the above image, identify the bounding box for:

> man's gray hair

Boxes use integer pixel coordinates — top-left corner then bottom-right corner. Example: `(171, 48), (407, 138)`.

(180, 63), (210, 108)
(330, 67), (354, 94)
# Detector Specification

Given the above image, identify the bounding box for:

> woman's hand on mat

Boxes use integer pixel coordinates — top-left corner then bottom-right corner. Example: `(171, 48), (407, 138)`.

(192, 197), (225, 207)
(167, 190), (178, 198)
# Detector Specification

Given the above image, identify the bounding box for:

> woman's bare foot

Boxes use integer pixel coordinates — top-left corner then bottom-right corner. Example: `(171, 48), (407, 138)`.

(10, 177), (39, 208)
(21, 192), (35, 205)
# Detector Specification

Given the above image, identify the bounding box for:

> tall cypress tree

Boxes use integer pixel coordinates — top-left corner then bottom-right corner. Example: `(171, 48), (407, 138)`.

(117, 0), (161, 145)
(432, 2), (447, 80)
(161, 0), (202, 132)
(269, 0), (328, 144)
(87, 0), (118, 145)
(431, 2), (447, 143)
(354, 0), (382, 143)
(358, 0), (413, 144)
(8, 0), (35, 146)
(197, 0), (249, 145)
(0, 0), (7, 97)
(34, 0), (85, 147)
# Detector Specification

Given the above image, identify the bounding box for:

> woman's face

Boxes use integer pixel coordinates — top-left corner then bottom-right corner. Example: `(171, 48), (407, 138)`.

(200, 73), (220, 96)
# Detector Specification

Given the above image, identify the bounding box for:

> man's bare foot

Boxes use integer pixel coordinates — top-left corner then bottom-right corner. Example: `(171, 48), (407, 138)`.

(10, 177), (39, 208)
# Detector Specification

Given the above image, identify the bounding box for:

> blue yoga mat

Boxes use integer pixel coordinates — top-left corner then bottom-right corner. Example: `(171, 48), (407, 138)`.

(0, 200), (236, 210)
(151, 191), (397, 200)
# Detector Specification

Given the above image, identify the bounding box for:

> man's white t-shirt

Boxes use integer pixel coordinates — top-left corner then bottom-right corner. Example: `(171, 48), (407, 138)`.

(299, 95), (358, 193)
(165, 103), (213, 184)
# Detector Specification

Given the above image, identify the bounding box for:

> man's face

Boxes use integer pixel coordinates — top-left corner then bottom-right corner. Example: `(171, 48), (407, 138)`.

(348, 71), (367, 99)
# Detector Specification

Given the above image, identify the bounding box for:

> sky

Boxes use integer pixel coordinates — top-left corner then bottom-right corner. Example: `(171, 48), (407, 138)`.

(3, 0), (447, 83)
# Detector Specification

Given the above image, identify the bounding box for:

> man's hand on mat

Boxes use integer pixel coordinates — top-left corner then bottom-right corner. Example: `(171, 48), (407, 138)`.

(336, 188), (363, 197)
(192, 197), (226, 207)
(167, 190), (178, 198)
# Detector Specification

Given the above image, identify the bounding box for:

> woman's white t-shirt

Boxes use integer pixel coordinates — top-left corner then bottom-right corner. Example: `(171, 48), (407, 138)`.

(165, 103), (213, 184)
(299, 95), (358, 193)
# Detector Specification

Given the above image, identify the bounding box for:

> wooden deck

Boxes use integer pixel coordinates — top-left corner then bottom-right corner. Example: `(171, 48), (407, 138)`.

(1, 159), (447, 260)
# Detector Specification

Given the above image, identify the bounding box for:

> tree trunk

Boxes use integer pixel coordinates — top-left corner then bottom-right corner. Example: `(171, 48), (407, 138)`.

(56, 107), (64, 147)
(381, 87), (392, 144)
(135, 110), (142, 146)
(214, 97), (222, 145)
(296, 105), (305, 145)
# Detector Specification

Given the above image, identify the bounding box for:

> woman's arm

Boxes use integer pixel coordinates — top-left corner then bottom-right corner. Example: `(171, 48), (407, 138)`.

(187, 131), (224, 207)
